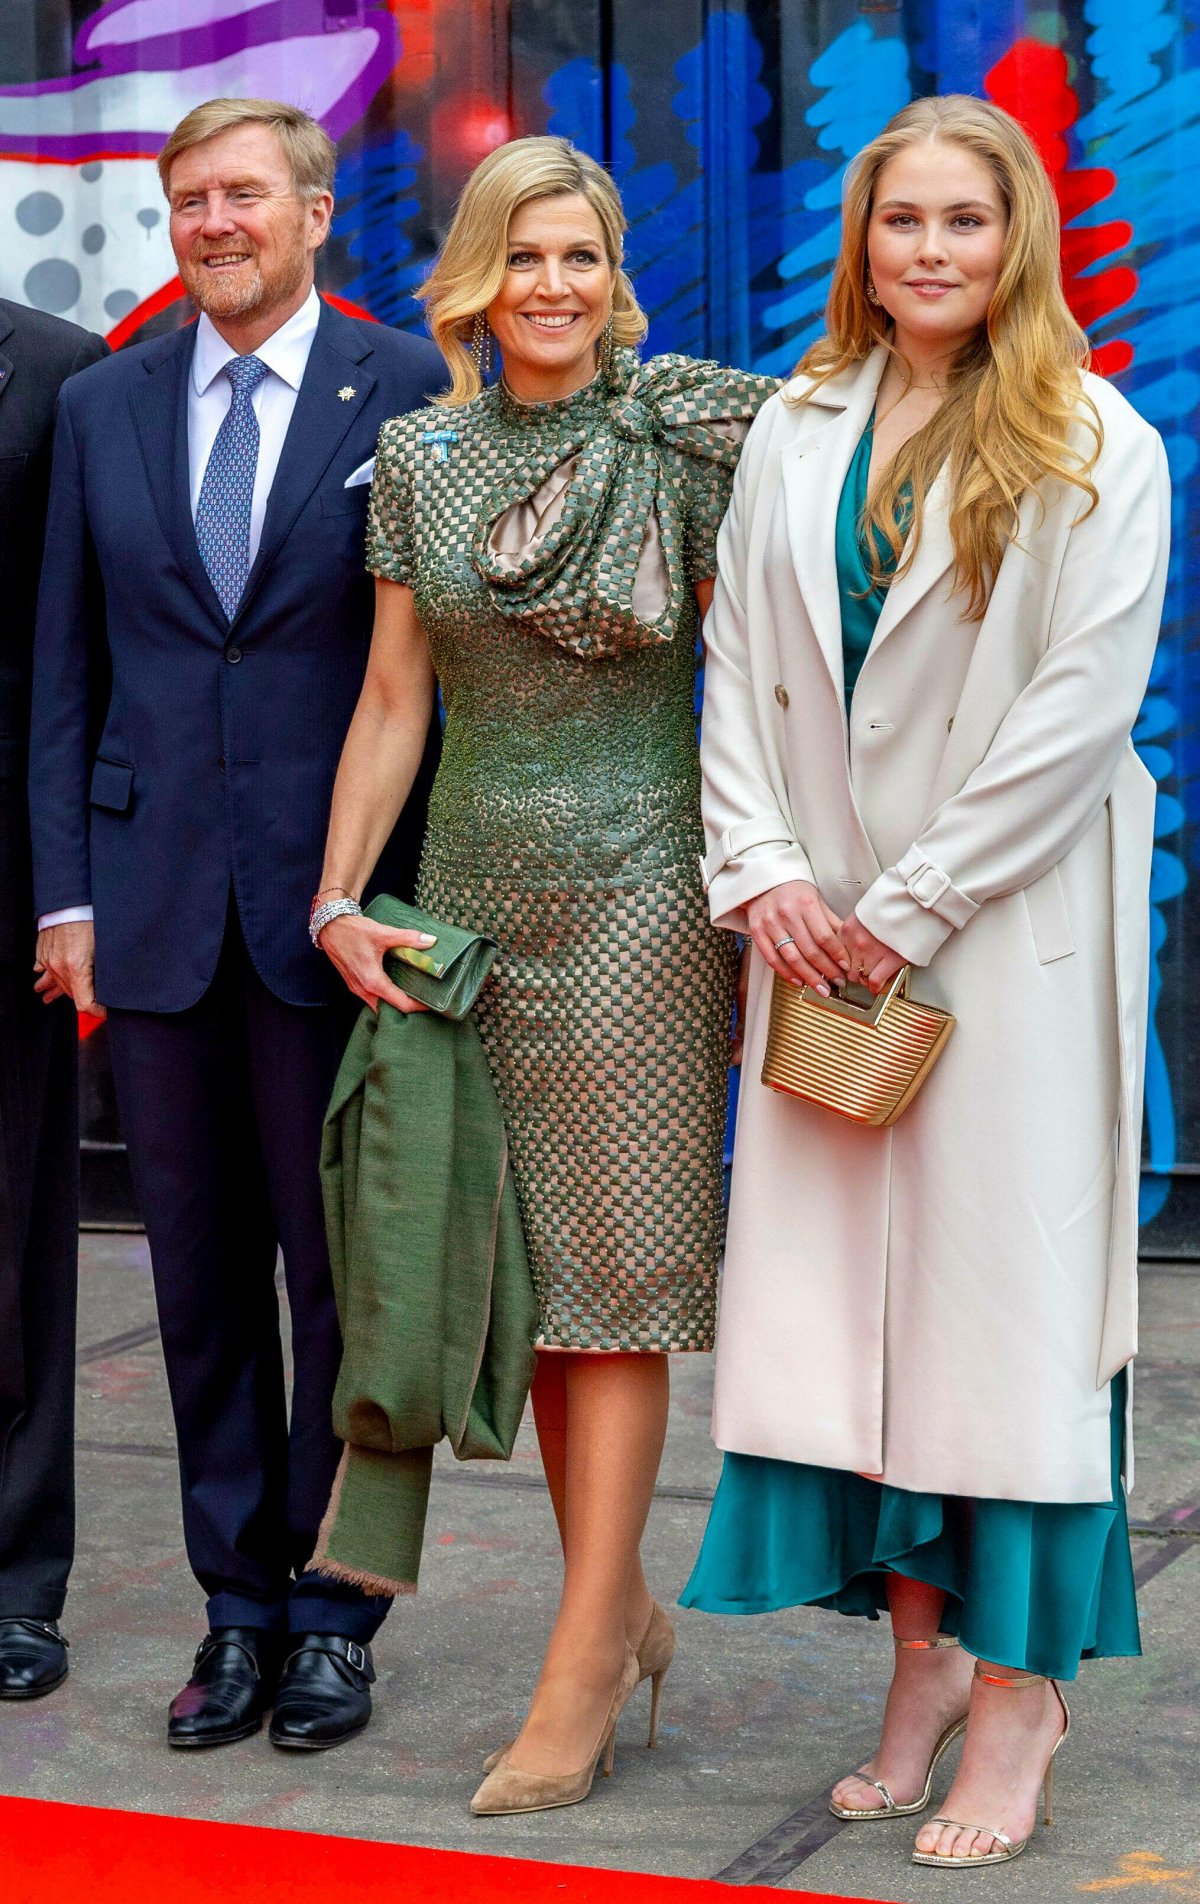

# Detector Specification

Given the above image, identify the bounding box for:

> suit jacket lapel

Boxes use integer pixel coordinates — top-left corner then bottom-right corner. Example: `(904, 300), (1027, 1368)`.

(781, 348), (887, 706)
(129, 325), (227, 634)
(0, 310), (13, 416)
(234, 300), (377, 628)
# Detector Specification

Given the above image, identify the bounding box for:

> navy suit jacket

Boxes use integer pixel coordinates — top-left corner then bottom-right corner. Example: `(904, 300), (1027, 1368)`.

(29, 297), (445, 1011)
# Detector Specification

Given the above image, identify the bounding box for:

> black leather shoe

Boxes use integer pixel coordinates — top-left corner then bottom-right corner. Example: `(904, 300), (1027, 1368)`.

(268, 1634), (375, 1750)
(0, 1619), (69, 1699)
(167, 1627), (281, 1749)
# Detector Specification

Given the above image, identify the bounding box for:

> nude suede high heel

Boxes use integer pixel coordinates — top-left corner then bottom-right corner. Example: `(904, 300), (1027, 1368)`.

(469, 1646), (639, 1817)
(910, 1664), (1070, 1868)
(829, 1635), (968, 1821)
(481, 1601), (676, 1773)
(634, 1600), (677, 1748)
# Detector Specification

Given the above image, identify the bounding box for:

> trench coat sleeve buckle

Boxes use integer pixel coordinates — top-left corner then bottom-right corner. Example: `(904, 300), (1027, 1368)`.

(702, 817), (801, 890)
(895, 846), (979, 929)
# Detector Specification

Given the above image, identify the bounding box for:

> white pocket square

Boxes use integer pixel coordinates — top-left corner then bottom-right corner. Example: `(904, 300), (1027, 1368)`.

(343, 456), (375, 489)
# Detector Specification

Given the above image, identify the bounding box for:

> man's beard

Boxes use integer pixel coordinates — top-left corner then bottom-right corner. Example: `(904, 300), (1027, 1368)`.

(181, 239), (307, 322)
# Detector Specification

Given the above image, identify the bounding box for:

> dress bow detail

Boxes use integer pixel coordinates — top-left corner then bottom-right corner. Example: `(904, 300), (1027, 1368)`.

(473, 351), (775, 661)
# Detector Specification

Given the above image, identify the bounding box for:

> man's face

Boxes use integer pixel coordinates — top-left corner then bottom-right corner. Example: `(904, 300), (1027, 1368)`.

(166, 123), (331, 322)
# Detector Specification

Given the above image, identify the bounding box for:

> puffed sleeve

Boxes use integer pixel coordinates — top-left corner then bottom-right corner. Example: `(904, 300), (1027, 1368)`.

(677, 365), (779, 585)
(365, 416), (416, 586)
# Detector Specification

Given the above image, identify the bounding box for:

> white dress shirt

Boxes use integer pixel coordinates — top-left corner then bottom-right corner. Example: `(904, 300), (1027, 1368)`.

(40, 289), (322, 931)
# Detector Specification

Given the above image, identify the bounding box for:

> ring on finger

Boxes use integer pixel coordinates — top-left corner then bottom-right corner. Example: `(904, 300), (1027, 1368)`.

(774, 935), (796, 951)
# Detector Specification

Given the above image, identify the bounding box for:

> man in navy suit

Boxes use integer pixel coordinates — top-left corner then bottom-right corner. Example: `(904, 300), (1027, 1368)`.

(30, 99), (443, 1751)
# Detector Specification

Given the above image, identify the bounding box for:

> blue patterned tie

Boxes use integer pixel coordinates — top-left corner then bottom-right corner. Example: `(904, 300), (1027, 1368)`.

(195, 353), (269, 621)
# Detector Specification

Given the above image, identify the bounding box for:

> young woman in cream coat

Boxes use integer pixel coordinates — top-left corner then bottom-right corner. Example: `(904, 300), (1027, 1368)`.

(682, 96), (1170, 1873)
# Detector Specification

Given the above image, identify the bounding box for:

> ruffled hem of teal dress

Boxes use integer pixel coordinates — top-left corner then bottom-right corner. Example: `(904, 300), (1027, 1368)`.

(680, 1376), (1139, 1682)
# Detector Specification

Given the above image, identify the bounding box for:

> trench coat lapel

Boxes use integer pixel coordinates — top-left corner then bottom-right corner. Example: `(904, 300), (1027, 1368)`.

(865, 458), (956, 662)
(781, 348), (887, 702)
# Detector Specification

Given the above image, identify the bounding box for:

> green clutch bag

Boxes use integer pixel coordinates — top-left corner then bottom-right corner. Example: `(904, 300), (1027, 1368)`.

(366, 894), (497, 1020)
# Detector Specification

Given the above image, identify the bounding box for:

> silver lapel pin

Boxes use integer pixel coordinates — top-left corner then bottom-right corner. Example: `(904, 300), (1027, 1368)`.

(337, 385), (356, 402)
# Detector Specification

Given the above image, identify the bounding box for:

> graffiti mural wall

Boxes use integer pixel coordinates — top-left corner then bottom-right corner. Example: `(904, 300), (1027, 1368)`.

(1, 0), (1196, 1250)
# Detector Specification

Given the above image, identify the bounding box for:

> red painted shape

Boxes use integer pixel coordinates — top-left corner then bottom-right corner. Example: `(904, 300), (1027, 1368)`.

(77, 1010), (105, 1042)
(0, 149), (146, 166)
(985, 39), (1137, 375)
(0, 1796), (888, 1904)
(105, 285), (378, 351)
(105, 276), (186, 349)
(322, 291), (378, 325)
(1091, 339), (1135, 377)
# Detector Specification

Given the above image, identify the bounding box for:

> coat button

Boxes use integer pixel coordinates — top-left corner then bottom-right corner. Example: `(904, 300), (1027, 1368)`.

(774, 683), (789, 708)
(226, 646), (242, 664)
(217, 756), (226, 772)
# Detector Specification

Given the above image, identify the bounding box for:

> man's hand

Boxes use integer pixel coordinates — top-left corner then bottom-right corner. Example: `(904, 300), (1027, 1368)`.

(34, 920), (104, 1017)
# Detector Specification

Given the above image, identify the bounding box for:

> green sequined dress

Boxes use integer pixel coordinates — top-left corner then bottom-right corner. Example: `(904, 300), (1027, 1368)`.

(365, 351), (775, 1352)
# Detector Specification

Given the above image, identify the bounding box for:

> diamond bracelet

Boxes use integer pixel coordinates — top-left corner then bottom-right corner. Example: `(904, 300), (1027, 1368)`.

(309, 896), (363, 948)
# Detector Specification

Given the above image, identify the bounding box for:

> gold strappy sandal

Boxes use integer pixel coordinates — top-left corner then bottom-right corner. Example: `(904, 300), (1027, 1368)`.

(829, 1635), (968, 1821)
(911, 1663), (1070, 1868)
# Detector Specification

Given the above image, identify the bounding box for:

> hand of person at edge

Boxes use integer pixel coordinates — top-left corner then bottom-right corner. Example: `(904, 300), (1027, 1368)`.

(319, 913), (433, 1015)
(35, 920), (104, 1016)
(745, 880), (850, 993)
(839, 911), (906, 995)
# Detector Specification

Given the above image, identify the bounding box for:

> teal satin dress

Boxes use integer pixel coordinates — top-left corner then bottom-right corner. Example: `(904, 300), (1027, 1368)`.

(681, 418), (1142, 1680)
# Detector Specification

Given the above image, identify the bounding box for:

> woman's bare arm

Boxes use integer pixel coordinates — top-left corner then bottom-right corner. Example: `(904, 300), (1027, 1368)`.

(317, 579), (439, 1012)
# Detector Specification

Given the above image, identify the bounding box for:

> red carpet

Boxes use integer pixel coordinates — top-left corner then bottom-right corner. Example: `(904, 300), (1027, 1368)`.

(0, 1796), (890, 1904)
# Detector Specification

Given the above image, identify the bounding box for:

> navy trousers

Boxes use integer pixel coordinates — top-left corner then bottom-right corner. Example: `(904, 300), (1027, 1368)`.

(106, 904), (389, 1640)
(0, 977), (78, 1620)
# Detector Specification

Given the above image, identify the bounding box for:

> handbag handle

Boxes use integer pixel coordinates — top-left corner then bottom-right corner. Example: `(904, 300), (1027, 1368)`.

(798, 963), (911, 1027)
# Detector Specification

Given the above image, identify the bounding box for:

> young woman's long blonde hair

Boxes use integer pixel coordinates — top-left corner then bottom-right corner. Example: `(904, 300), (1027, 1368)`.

(796, 94), (1100, 617)
(419, 137), (648, 405)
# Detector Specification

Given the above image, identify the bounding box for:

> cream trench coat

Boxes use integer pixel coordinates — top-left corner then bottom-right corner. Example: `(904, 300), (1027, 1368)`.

(700, 346), (1171, 1504)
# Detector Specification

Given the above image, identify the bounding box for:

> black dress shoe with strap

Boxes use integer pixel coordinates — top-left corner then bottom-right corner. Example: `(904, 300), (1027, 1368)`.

(268, 1634), (375, 1751)
(0, 1619), (69, 1699)
(167, 1626), (282, 1749)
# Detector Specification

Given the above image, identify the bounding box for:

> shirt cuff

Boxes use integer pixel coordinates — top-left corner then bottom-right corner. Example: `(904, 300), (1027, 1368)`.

(38, 905), (94, 929)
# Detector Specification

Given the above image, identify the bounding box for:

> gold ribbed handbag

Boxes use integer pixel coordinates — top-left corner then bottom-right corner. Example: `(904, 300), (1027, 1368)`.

(760, 966), (955, 1128)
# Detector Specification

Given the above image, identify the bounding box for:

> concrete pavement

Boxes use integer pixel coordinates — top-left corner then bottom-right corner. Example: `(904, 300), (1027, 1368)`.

(1, 1233), (1197, 1900)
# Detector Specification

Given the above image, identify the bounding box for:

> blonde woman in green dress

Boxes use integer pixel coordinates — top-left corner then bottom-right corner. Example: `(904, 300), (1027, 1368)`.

(315, 136), (775, 1816)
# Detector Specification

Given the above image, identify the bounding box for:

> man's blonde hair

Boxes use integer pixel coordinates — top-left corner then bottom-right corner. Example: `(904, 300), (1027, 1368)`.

(158, 98), (336, 200)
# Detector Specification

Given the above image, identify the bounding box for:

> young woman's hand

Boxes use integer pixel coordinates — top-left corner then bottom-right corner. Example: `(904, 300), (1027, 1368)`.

(319, 914), (434, 1014)
(839, 912), (906, 994)
(745, 881), (850, 992)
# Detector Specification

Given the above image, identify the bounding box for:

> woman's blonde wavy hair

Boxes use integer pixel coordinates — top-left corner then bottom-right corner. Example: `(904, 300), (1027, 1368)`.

(794, 94), (1100, 618)
(419, 136), (648, 405)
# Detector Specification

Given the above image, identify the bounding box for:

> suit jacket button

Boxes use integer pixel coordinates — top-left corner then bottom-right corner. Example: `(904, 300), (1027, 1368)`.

(226, 646), (242, 664)
(217, 756), (226, 772)
(774, 683), (789, 708)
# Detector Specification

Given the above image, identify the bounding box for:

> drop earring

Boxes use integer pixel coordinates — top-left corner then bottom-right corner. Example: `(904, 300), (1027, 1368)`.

(598, 311), (616, 384)
(471, 311), (493, 381)
(866, 273), (882, 308)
